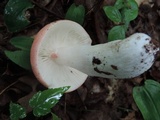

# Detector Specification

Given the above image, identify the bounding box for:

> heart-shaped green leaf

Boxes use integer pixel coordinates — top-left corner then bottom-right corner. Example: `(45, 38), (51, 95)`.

(10, 102), (26, 120)
(108, 25), (125, 41)
(103, 6), (122, 23)
(65, 3), (85, 25)
(122, 0), (138, 22)
(29, 87), (70, 117)
(133, 80), (160, 120)
(5, 36), (33, 70)
(114, 0), (125, 9)
(4, 0), (34, 32)
(52, 113), (61, 120)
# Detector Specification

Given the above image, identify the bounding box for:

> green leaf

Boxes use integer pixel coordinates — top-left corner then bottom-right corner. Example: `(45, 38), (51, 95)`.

(133, 80), (160, 120)
(52, 113), (61, 120)
(65, 3), (85, 25)
(103, 6), (122, 23)
(29, 86), (70, 117)
(108, 25), (125, 41)
(122, 0), (138, 22)
(5, 36), (33, 70)
(4, 0), (34, 32)
(10, 102), (26, 120)
(114, 0), (125, 9)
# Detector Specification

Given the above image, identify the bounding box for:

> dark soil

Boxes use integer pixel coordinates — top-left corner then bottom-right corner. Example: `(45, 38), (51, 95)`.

(0, 0), (160, 120)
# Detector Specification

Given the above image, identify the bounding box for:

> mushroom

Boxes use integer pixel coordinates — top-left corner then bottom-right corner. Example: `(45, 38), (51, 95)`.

(31, 20), (159, 92)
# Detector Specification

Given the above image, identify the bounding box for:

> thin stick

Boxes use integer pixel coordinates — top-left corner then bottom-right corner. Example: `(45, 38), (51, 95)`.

(0, 80), (19, 95)
(30, 0), (64, 19)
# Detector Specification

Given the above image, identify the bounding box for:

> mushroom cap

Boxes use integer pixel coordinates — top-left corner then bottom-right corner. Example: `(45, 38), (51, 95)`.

(31, 20), (92, 92)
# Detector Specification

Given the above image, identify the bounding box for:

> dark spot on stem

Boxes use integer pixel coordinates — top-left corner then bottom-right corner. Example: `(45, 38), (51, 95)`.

(140, 52), (144, 56)
(141, 59), (144, 63)
(137, 36), (141, 40)
(111, 65), (118, 70)
(145, 38), (149, 41)
(94, 67), (114, 76)
(144, 45), (150, 53)
(92, 57), (101, 65)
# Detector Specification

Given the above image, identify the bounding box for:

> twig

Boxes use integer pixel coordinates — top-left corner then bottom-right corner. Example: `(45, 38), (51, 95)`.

(30, 0), (64, 19)
(0, 80), (19, 95)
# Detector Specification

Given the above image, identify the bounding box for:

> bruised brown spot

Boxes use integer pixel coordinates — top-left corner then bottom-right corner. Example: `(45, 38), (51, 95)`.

(141, 59), (144, 63)
(144, 45), (150, 53)
(140, 52), (144, 56)
(144, 39), (159, 54)
(145, 38), (150, 41)
(94, 67), (114, 76)
(111, 65), (118, 70)
(92, 57), (101, 65)
(136, 36), (141, 40)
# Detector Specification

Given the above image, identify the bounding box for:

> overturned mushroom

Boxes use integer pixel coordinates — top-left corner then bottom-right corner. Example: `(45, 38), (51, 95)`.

(30, 20), (159, 92)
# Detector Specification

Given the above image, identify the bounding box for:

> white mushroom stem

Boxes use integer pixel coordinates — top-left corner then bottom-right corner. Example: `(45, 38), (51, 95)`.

(52, 33), (159, 79)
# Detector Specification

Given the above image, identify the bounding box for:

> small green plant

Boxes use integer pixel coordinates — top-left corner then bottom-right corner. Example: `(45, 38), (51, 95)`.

(103, 0), (138, 41)
(65, 3), (85, 25)
(9, 87), (69, 120)
(5, 36), (33, 70)
(4, 0), (34, 32)
(4, 1), (69, 119)
(133, 80), (160, 120)
(4, 0), (34, 70)
(10, 102), (26, 120)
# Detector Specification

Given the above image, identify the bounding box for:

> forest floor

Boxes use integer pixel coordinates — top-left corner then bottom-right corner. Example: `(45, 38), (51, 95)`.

(0, 0), (160, 120)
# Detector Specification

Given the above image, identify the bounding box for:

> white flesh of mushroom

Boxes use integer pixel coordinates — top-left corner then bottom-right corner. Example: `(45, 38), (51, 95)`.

(55, 33), (159, 78)
(31, 20), (159, 92)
